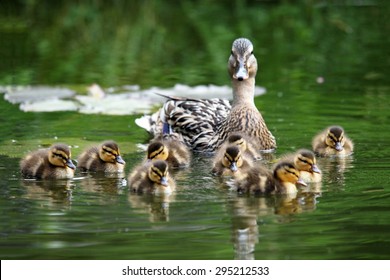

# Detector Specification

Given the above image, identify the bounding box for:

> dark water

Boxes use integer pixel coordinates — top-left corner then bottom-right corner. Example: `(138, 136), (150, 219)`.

(1, 1), (390, 260)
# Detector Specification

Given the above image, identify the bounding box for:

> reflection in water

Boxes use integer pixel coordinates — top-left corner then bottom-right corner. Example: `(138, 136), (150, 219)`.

(77, 173), (126, 195)
(230, 195), (274, 260)
(21, 179), (75, 209)
(318, 156), (354, 189)
(128, 192), (176, 223)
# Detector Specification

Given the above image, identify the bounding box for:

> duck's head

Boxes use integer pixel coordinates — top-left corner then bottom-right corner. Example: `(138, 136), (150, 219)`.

(227, 133), (247, 152)
(148, 160), (169, 186)
(228, 38), (257, 81)
(294, 149), (321, 174)
(222, 146), (244, 173)
(48, 143), (76, 170)
(274, 161), (307, 186)
(147, 141), (169, 161)
(98, 141), (125, 165)
(325, 126), (345, 151)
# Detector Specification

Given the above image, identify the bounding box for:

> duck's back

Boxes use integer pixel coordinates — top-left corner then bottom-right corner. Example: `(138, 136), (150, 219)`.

(235, 165), (275, 194)
(164, 97), (231, 151)
(128, 164), (154, 193)
(77, 146), (102, 171)
(20, 149), (47, 178)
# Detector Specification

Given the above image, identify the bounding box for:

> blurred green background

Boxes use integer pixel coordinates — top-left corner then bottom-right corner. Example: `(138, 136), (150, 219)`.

(1, 0), (388, 89)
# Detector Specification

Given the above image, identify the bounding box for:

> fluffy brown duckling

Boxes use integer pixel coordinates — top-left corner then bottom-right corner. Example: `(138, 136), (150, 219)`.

(77, 140), (125, 173)
(312, 126), (354, 156)
(235, 161), (306, 195)
(147, 134), (191, 168)
(128, 160), (175, 195)
(223, 133), (262, 161)
(281, 149), (322, 183)
(20, 143), (76, 179)
(212, 145), (253, 177)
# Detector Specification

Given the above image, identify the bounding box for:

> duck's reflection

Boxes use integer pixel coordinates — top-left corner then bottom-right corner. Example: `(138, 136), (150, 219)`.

(77, 172), (126, 195)
(318, 156), (354, 188)
(229, 186), (321, 260)
(128, 192), (176, 222)
(21, 179), (75, 209)
(230, 195), (274, 260)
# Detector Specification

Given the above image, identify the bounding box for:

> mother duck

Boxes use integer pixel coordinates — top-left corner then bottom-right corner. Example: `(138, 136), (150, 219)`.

(136, 38), (276, 153)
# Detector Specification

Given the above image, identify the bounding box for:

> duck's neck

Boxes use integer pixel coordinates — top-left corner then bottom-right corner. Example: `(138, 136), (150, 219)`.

(231, 77), (255, 107)
(281, 182), (298, 194)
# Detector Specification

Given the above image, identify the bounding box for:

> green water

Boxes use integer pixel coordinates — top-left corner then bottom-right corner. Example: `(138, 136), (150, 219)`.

(1, 1), (390, 260)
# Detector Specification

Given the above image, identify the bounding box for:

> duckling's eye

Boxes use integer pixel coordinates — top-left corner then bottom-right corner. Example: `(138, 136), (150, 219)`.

(53, 152), (67, 161)
(224, 155), (232, 163)
(251, 51), (254, 55)
(103, 148), (117, 156)
(298, 158), (310, 165)
(151, 168), (163, 178)
(328, 135), (337, 143)
(286, 169), (299, 178)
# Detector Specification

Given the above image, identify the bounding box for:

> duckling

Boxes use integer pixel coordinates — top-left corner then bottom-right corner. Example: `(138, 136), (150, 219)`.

(77, 140), (125, 173)
(212, 145), (253, 177)
(312, 126), (354, 156)
(281, 149), (322, 183)
(135, 38), (276, 152)
(128, 160), (175, 195)
(273, 161), (307, 194)
(20, 143), (76, 179)
(235, 161), (306, 195)
(147, 134), (191, 168)
(223, 132), (262, 161)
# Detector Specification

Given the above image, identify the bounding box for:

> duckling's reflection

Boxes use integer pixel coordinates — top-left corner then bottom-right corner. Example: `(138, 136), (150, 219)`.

(128, 192), (176, 222)
(77, 172), (126, 195)
(229, 188), (321, 259)
(21, 179), (75, 209)
(318, 156), (354, 188)
(230, 195), (275, 260)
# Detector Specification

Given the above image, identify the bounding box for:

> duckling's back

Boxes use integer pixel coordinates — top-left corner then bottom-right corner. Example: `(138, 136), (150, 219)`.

(77, 146), (102, 171)
(164, 138), (191, 168)
(128, 164), (154, 193)
(235, 165), (275, 194)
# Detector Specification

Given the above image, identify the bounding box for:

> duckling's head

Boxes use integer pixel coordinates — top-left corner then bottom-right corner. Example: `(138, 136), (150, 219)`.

(274, 161), (306, 186)
(147, 142), (169, 161)
(222, 146), (244, 173)
(148, 160), (169, 186)
(227, 133), (247, 152)
(48, 144), (76, 170)
(325, 126), (345, 151)
(294, 149), (321, 174)
(99, 141), (125, 165)
(228, 38), (257, 81)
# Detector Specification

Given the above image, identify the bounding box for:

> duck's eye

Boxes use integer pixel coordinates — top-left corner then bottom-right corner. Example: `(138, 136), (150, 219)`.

(298, 158), (310, 165)
(53, 152), (67, 161)
(251, 51), (254, 55)
(286, 169), (299, 178)
(103, 148), (116, 156)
